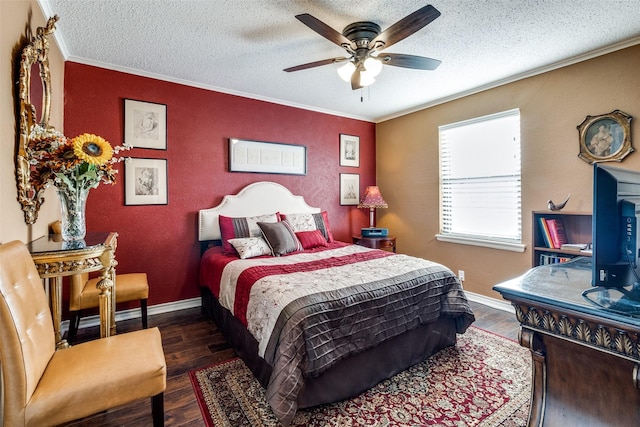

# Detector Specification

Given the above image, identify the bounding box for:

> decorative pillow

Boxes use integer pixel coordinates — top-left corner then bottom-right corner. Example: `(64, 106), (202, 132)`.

(219, 213), (278, 255)
(279, 211), (334, 242)
(295, 230), (328, 250)
(227, 237), (272, 259)
(257, 220), (303, 256)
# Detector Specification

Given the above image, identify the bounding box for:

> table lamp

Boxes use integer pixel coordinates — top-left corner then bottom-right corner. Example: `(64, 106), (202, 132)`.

(358, 186), (388, 237)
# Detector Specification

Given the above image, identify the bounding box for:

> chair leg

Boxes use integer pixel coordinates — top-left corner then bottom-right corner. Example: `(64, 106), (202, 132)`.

(67, 310), (81, 343)
(152, 392), (164, 427)
(141, 299), (148, 329)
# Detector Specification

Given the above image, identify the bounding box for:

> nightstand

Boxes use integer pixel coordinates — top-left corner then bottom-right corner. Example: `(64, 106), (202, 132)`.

(352, 235), (396, 252)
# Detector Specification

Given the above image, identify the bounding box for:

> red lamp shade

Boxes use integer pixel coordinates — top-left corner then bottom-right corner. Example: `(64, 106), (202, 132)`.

(358, 186), (388, 228)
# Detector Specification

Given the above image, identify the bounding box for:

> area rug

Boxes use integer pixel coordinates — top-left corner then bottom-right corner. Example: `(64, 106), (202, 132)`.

(189, 327), (531, 426)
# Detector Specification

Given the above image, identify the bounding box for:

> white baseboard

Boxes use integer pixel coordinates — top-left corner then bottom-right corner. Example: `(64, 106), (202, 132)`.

(465, 291), (514, 313)
(61, 297), (201, 333)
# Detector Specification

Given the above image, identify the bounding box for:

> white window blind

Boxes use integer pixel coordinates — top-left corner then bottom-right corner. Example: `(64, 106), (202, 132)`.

(438, 109), (522, 250)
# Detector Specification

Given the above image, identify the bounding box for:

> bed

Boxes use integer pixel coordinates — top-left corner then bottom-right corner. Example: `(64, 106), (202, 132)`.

(198, 181), (475, 425)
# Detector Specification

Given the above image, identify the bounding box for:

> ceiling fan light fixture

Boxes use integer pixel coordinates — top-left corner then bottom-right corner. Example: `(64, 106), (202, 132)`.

(338, 61), (356, 82)
(359, 70), (376, 87)
(287, 6), (442, 91)
(363, 57), (382, 77)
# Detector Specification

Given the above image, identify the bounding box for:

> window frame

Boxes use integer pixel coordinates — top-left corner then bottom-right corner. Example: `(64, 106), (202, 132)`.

(436, 109), (525, 253)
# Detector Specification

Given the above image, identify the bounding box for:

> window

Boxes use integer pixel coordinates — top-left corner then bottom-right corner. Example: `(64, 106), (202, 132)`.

(437, 109), (524, 252)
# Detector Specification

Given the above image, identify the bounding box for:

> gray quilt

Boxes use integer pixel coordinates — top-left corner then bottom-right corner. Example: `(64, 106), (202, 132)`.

(215, 245), (475, 425)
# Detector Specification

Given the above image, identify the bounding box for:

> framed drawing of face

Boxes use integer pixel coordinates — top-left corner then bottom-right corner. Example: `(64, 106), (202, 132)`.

(125, 158), (168, 205)
(577, 110), (632, 164)
(124, 99), (167, 150)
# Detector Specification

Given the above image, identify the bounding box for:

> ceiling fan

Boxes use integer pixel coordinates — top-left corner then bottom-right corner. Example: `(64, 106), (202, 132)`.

(284, 4), (442, 90)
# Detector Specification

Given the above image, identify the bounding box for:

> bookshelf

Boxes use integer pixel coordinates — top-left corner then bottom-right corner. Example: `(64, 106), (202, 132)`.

(532, 211), (592, 267)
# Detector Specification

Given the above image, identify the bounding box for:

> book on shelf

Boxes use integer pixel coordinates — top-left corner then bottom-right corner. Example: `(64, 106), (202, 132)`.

(539, 253), (573, 265)
(538, 217), (554, 248)
(560, 243), (588, 251)
(545, 218), (569, 249)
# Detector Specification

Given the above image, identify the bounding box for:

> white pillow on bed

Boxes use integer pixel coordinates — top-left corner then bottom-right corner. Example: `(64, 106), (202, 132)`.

(278, 211), (334, 242)
(227, 237), (272, 259)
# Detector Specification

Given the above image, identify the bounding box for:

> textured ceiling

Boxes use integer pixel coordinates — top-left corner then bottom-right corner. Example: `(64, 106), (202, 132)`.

(40, 0), (640, 122)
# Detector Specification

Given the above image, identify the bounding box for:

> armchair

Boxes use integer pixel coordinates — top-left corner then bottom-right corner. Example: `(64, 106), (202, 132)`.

(0, 241), (166, 426)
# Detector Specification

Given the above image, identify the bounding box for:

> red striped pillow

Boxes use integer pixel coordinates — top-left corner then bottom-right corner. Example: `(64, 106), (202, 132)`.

(219, 213), (277, 255)
(295, 230), (328, 249)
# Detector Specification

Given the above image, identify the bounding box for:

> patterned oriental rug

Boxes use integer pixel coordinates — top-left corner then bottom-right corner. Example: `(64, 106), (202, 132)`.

(189, 327), (531, 426)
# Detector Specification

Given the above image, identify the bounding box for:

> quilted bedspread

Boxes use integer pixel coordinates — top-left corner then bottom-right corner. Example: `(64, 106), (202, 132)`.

(200, 243), (475, 425)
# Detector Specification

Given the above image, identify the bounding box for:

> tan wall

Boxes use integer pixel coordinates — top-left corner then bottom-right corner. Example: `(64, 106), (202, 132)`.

(376, 44), (640, 300)
(1, 1), (64, 245)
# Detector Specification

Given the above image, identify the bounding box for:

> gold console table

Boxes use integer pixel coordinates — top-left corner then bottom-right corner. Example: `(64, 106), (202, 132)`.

(27, 232), (118, 347)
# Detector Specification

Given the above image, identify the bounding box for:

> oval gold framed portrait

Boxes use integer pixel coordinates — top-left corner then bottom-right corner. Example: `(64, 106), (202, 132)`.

(577, 110), (633, 164)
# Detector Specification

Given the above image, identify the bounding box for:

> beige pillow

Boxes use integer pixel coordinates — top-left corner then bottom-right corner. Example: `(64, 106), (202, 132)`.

(227, 237), (272, 259)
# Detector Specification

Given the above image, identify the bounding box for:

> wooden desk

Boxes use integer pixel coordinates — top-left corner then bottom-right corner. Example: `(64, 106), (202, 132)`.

(28, 232), (118, 347)
(493, 257), (640, 426)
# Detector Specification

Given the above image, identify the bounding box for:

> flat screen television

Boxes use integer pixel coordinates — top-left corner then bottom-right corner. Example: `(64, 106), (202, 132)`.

(589, 163), (640, 297)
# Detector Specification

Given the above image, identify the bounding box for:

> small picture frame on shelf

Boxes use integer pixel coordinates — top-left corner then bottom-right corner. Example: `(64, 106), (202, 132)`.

(340, 173), (360, 205)
(124, 99), (167, 150)
(339, 134), (360, 167)
(577, 110), (632, 164)
(124, 158), (168, 205)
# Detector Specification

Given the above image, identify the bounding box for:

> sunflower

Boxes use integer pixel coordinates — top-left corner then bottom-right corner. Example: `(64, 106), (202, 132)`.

(72, 133), (113, 166)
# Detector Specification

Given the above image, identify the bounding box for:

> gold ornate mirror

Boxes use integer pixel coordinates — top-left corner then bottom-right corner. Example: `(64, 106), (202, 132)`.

(16, 15), (58, 224)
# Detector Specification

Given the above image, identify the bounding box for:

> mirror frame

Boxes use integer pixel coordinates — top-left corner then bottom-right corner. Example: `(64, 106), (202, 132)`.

(16, 15), (58, 224)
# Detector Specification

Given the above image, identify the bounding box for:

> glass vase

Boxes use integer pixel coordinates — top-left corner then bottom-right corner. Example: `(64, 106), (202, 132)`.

(57, 186), (89, 241)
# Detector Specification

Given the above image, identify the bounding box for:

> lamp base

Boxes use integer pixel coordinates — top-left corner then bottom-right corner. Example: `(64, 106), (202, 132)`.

(361, 228), (388, 237)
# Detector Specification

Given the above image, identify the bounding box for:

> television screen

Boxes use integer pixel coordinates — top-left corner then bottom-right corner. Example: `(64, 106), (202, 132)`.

(591, 164), (640, 293)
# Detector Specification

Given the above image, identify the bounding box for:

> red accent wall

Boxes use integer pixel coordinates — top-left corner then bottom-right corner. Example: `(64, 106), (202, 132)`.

(64, 62), (376, 306)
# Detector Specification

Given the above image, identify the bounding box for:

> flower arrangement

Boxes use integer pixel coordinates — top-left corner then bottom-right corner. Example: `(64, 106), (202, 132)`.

(27, 125), (130, 240)
(27, 125), (130, 193)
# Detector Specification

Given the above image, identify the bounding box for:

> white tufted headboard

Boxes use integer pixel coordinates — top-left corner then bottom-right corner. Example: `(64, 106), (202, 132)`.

(198, 181), (320, 242)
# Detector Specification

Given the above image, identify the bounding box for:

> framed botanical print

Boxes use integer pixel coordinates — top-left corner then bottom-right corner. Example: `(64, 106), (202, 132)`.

(340, 173), (360, 205)
(339, 134), (360, 167)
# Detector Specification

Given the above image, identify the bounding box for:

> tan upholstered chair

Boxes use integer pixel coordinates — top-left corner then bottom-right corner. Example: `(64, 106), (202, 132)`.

(0, 241), (166, 427)
(68, 272), (149, 343)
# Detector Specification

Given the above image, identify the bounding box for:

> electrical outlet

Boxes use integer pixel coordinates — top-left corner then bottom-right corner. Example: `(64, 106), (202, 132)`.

(458, 270), (465, 282)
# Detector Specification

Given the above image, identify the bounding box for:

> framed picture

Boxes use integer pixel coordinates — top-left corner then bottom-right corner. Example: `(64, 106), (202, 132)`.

(339, 134), (360, 167)
(340, 173), (360, 205)
(229, 138), (306, 175)
(577, 110), (633, 164)
(124, 158), (168, 205)
(124, 99), (167, 150)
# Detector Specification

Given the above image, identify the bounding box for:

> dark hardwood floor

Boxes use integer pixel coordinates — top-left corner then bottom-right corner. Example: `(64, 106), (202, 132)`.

(62, 300), (519, 426)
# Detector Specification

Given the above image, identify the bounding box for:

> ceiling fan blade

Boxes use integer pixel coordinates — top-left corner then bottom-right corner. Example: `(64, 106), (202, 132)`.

(370, 5), (441, 50)
(295, 14), (354, 49)
(351, 70), (363, 90)
(284, 57), (348, 72)
(379, 53), (441, 70)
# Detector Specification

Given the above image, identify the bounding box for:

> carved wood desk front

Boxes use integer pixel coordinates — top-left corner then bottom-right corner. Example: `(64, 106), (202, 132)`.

(28, 232), (118, 348)
(494, 257), (640, 427)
